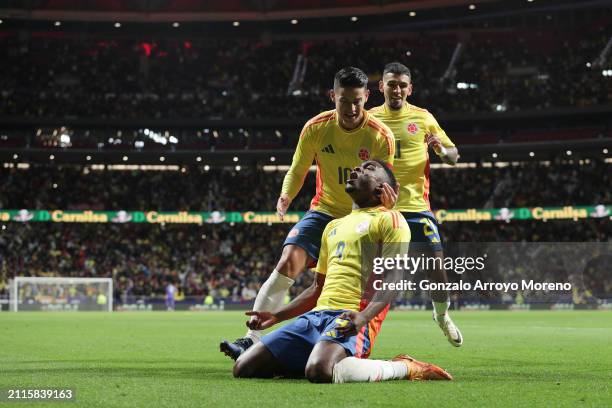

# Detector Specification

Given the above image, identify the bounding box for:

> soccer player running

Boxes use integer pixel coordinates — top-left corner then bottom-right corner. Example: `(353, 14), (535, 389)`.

(232, 160), (452, 382)
(220, 67), (397, 360)
(370, 62), (463, 346)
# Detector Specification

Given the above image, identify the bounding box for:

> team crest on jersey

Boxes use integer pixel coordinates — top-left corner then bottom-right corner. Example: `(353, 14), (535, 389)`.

(358, 148), (370, 160)
(288, 228), (300, 238)
(407, 123), (419, 134)
(356, 220), (370, 234)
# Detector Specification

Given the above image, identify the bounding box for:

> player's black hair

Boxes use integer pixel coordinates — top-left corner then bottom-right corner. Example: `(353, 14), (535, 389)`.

(333, 67), (369, 89)
(383, 62), (411, 79)
(373, 159), (398, 191)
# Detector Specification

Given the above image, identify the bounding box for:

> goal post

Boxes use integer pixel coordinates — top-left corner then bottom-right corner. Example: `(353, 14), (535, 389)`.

(9, 277), (113, 312)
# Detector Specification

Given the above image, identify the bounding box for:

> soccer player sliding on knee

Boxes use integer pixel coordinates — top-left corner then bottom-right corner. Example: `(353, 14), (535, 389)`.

(220, 67), (397, 360)
(232, 160), (452, 383)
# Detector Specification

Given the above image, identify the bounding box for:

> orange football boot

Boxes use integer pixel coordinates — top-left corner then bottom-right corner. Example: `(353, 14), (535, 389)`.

(392, 355), (453, 381)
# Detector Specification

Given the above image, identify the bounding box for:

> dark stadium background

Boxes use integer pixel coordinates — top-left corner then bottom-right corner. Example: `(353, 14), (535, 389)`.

(0, 0), (610, 311)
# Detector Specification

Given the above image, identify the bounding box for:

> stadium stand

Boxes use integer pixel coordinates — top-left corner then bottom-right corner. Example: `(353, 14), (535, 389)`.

(1, 159), (609, 211)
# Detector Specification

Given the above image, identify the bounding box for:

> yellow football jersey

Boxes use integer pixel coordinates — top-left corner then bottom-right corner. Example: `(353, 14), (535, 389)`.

(281, 110), (395, 218)
(313, 206), (410, 312)
(370, 103), (455, 212)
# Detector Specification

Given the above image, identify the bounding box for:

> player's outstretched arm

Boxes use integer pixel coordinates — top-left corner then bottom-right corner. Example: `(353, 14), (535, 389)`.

(245, 273), (325, 330)
(278, 122), (316, 219)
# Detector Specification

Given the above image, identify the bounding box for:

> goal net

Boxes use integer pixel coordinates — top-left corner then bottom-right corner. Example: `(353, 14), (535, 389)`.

(9, 277), (113, 312)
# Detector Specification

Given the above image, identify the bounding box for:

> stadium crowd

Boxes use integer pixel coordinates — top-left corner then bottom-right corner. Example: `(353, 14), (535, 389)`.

(0, 219), (609, 304)
(1, 9), (610, 308)
(1, 159), (609, 211)
(1, 17), (610, 120)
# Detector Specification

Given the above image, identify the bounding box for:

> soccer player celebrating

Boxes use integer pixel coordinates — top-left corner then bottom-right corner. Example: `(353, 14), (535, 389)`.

(220, 67), (396, 360)
(370, 62), (463, 346)
(232, 160), (452, 382)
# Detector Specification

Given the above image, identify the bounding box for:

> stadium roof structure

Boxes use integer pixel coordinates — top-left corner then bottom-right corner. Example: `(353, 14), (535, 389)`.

(0, 1), (496, 16)
(0, 0), (590, 23)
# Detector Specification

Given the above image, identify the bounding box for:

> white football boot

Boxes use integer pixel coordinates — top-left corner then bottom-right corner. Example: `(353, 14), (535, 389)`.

(433, 312), (463, 347)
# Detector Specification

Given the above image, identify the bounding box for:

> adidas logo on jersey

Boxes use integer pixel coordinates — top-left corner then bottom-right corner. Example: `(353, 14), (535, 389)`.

(321, 144), (335, 153)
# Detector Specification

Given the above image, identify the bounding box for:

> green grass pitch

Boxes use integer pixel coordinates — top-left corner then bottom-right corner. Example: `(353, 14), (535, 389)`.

(1, 311), (611, 407)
